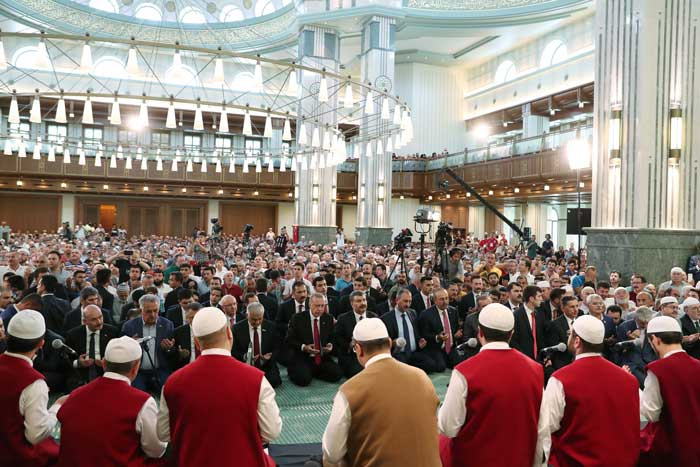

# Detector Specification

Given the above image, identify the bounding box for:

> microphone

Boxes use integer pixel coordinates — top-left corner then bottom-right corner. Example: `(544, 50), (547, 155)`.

(614, 340), (639, 351)
(539, 342), (567, 355)
(395, 337), (407, 351)
(135, 336), (155, 345)
(51, 339), (78, 356)
(456, 338), (478, 351)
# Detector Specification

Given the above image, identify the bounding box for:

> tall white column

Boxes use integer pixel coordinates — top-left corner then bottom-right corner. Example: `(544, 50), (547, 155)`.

(61, 194), (75, 225)
(356, 15), (396, 245)
(588, 0), (700, 285)
(295, 25), (339, 244)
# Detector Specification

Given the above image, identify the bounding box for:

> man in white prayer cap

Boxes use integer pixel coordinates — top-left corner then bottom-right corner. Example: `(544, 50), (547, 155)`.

(539, 315), (640, 466)
(0, 309), (67, 466)
(323, 318), (441, 467)
(639, 316), (700, 466)
(56, 336), (166, 466)
(438, 303), (545, 467)
(156, 307), (282, 467)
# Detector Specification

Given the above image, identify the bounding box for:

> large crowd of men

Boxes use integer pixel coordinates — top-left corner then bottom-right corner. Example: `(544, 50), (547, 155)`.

(0, 226), (699, 466)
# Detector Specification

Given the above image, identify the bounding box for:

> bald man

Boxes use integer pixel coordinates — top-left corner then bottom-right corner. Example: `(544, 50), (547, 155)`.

(65, 304), (118, 388)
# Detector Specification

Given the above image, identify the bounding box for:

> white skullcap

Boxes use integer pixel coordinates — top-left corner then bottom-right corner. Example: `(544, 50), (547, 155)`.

(683, 297), (700, 308)
(105, 336), (142, 363)
(479, 303), (514, 332)
(670, 266), (685, 275)
(536, 281), (551, 289)
(8, 310), (45, 339)
(192, 307), (228, 337)
(647, 316), (681, 334)
(561, 285), (574, 293)
(660, 296), (678, 306)
(614, 287), (628, 294)
(353, 318), (389, 341)
(572, 315), (605, 344)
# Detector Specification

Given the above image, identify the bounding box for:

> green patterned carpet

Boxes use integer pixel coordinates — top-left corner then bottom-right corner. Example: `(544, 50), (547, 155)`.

(273, 368), (451, 445)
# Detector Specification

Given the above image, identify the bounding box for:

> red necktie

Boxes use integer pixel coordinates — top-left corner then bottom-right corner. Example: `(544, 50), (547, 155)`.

(531, 311), (537, 356)
(427, 296), (432, 308)
(253, 327), (261, 367)
(442, 311), (452, 354)
(313, 318), (322, 365)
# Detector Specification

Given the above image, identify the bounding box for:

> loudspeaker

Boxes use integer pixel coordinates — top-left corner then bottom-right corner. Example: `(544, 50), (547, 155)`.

(567, 208), (591, 235)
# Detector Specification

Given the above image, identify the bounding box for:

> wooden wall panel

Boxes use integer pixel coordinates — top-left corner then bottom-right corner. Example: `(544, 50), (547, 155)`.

(440, 204), (468, 229)
(219, 202), (277, 236)
(484, 209), (496, 233)
(0, 193), (60, 232)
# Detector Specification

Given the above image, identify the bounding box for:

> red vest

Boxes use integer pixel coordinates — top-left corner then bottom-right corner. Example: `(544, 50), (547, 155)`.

(0, 353), (59, 467)
(550, 356), (640, 467)
(57, 376), (153, 467)
(448, 348), (543, 467)
(640, 352), (700, 467)
(163, 354), (266, 467)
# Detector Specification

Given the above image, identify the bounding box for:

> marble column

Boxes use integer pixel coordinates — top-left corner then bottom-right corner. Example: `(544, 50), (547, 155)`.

(588, 0), (700, 285)
(294, 25), (339, 244)
(356, 15), (396, 246)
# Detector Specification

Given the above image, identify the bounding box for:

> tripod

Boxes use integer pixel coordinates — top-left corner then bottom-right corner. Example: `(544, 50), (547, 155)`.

(384, 248), (409, 291)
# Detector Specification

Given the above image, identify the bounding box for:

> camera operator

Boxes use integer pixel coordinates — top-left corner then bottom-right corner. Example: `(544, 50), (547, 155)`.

(445, 248), (465, 282)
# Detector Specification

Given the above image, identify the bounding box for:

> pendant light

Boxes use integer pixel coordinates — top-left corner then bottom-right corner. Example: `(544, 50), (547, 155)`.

(381, 95), (390, 120)
(126, 45), (139, 77)
(393, 102), (402, 125)
(376, 138), (384, 155)
(263, 112), (272, 138)
(298, 120), (307, 146)
(282, 115), (292, 141)
(343, 79), (354, 108)
(0, 39), (7, 71)
(311, 124), (320, 148)
(193, 99), (204, 131)
(287, 66), (299, 96)
(17, 139), (26, 158)
(94, 148), (102, 167)
(171, 158), (178, 171)
(166, 97), (176, 129)
(364, 87), (374, 114)
(219, 105), (229, 133)
(77, 142), (85, 165)
(48, 145), (56, 162)
(32, 137), (41, 159)
(318, 72), (328, 103)
(156, 156), (163, 171)
(228, 156), (236, 173)
(242, 158), (249, 173)
(140, 156), (148, 171)
(8, 92), (19, 124)
(186, 158), (193, 172)
(242, 105), (252, 136)
(82, 92), (93, 124)
(280, 156), (287, 172)
(253, 56), (263, 92)
(109, 153), (117, 168)
(110, 93), (121, 125)
(213, 52), (225, 84)
(125, 155), (133, 170)
(117, 145), (124, 160)
(80, 37), (92, 72)
(63, 146), (71, 164)
(35, 36), (51, 69)
(138, 96), (149, 128)
(255, 158), (262, 173)
(55, 94), (67, 123)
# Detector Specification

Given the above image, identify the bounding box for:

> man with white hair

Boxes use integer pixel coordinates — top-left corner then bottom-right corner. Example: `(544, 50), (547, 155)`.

(539, 316), (640, 465)
(578, 286), (595, 314)
(157, 307), (282, 466)
(639, 316), (700, 465)
(438, 303), (545, 466)
(0, 310), (67, 466)
(56, 336), (166, 465)
(658, 266), (690, 295)
(613, 287), (636, 319)
(680, 297), (700, 359)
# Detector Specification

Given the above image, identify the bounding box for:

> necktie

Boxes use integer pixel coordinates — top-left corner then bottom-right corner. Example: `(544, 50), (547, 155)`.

(531, 312), (538, 356)
(313, 318), (322, 365)
(253, 327), (261, 367)
(695, 321), (700, 333)
(88, 332), (97, 381)
(442, 311), (452, 354)
(401, 313), (413, 352)
(427, 296), (432, 308)
(358, 315), (363, 321)
(298, 304), (303, 314)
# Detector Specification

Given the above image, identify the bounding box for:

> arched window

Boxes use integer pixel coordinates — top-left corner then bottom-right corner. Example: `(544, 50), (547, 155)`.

(11, 46), (39, 68)
(93, 56), (127, 79)
(89, 0), (119, 13)
(540, 40), (568, 68)
(547, 207), (559, 246)
(255, 0), (276, 17)
(134, 3), (162, 21)
(165, 64), (198, 85)
(220, 4), (245, 22)
(179, 6), (206, 24)
(494, 60), (516, 84)
(231, 71), (256, 91)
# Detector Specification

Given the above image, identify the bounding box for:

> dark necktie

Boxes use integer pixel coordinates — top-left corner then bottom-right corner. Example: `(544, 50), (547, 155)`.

(401, 313), (413, 352)
(253, 327), (261, 367)
(358, 315), (363, 321)
(88, 332), (97, 381)
(313, 318), (322, 365)
(426, 296), (431, 308)
(695, 321), (700, 333)
(298, 304), (303, 314)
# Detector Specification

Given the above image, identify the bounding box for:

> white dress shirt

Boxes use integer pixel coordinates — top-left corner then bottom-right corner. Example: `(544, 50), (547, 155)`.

(322, 353), (392, 463)
(72, 327), (101, 368)
(538, 352), (600, 463)
(421, 292), (431, 309)
(306, 311), (323, 351)
(5, 352), (62, 445)
(156, 348), (282, 443)
(640, 349), (686, 423)
(102, 372), (167, 458)
(438, 342), (545, 467)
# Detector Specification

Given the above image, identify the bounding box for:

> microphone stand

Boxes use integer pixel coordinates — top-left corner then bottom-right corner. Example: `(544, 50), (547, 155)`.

(140, 339), (162, 390)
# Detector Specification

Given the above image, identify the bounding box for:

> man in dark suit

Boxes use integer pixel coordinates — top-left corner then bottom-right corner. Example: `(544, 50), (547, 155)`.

(65, 304), (118, 389)
(94, 268), (114, 315)
(457, 275), (484, 321)
(621, 327), (657, 388)
(544, 296), (578, 371)
(121, 293), (176, 392)
(680, 297), (700, 359)
(1, 292), (42, 329)
(275, 281), (309, 365)
(418, 288), (461, 372)
(255, 278), (278, 321)
(165, 288), (195, 329)
(286, 292), (342, 386)
(411, 276), (435, 317)
(334, 291), (378, 378)
(381, 288), (436, 373)
(33, 327), (72, 392)
(63, 287), (115, 335)
(337, 277), (376, 316)
(460, 293), (493, 360)
(163, 272), (184, 311)
(540, 287), (565, 322)
(173, 303), (203, 370)
(312, 276), (340, 318)
(232, 302), (281, 387)
(510, 285), (547, 361)
(38, 274), (71, 336)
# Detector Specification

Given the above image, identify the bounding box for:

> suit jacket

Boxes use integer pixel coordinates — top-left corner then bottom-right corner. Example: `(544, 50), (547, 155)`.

(65, 324), (119, 380)
(337, 294), (376, 316)
(418, 305), (460, 354)
(275, 299), (309, 340)
(457, 292), (478, 321)
(381, 308), (422, 355)
(232, 319), (279, 370)
(257, 293), (279, 321)
(460, 311), (481, 358)
(327, 288), (339, 299)
(41, 294), (71, 336)
(538, 300), (554, 322)
(616, 319), (638, 342)
(121, 316), (176, 370)
(1, 304), (18, 330)
(510, 305), (547, 360)
(286, 311), (335, 360)
(339, 285), (382, 302)
(545, 315), (574, 370)
(165, 305), (186, 329)
(411, 293), (431, 317)
(621, 332), (658, 387)
(63, 306), (114, 335)
(374, 300), (391, 318)
(681, 314), (700, 359)
(33, 329), (71, 376)
(95, 285), (114, 313)
(163, 287), (183, 311)
(173, 323), (195, 370)
(334, 311), (378, 356)
(407, 283), (419, 296)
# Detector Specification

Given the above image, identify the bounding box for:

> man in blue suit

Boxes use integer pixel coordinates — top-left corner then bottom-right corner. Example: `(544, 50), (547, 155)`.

(618, 307), (657, 387)
(122, 293), (176, 392)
